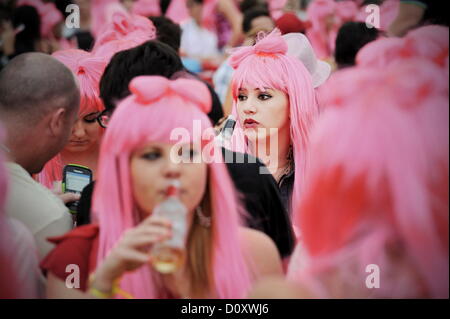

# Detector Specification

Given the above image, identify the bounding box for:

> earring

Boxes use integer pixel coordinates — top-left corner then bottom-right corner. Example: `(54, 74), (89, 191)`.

(196, 206), (211, 228)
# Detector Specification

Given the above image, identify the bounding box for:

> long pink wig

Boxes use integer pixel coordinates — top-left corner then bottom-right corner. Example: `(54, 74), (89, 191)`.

(288, 60), (449, 298)
(229, 29), (319, 212)
(38, 49), (107, 188)
(92, 76), (252, 298)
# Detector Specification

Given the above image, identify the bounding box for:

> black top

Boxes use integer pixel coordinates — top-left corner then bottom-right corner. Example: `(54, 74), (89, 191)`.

(77, 148), (295, 258)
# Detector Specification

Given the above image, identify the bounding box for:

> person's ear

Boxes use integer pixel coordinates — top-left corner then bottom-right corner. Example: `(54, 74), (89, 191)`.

(48, 108), (67, 137)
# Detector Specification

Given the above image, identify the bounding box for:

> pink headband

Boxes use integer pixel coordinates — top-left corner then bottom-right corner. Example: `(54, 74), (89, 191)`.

(129, 76), (212, 114)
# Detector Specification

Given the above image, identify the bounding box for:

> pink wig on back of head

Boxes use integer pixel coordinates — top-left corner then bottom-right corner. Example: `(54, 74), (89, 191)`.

(229, 29), (319, 213)
(357, 25), (449, 72)
(92, 76), (252, 298)
(92, 11), (156, 53)
(38, 49), (107, 189)
(288, 60), (449, 298)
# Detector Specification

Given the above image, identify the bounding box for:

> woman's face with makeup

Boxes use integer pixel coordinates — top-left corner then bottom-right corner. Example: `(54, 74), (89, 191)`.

(130, 142), (207, 219)
(63, 111), (103, 153)
(236, 86), (290, 142)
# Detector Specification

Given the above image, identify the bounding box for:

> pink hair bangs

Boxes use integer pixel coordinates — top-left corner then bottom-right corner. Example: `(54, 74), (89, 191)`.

(38, 49), (106, 188)
(230, 30), (319, 211)
(93, 77), (252, 298)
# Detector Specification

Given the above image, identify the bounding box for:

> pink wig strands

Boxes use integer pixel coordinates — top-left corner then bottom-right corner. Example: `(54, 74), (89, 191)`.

(306, 0), (358, 59)
(132, 0), (161, 17)
(38, 49), (107, 188)
(357, 25), (449, 72)
(288, 61), (449, 298)
(92, 76), (252, 299)
(229, 29), (319, 210)
(92, 11), (156, 53)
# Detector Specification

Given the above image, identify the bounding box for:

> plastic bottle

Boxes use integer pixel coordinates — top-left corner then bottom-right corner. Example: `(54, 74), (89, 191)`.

(150, 180), (188, 274)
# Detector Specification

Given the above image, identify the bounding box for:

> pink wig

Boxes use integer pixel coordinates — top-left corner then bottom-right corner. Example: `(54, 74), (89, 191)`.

(288, 60), (449, 298)
(165, 0), (189, 24)
(92, 11), (156, 53)
(38, 49), (107, 188)
(357, 25), (449, 72)
(17, 0), (63, 38)
(132, 0), (161, 17)
(228, 29), (319, 213)
(91, 0), (128, 39)
(306, 0), (359, 59)
(92, 76), (252, 298)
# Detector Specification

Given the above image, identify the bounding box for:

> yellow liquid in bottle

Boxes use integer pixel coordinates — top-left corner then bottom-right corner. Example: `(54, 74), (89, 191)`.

(151, 246), (185, 274)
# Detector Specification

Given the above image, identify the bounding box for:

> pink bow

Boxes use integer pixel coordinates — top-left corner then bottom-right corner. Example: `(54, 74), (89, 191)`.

(229, 29), (287, 69)
(129, 76), (212, 114)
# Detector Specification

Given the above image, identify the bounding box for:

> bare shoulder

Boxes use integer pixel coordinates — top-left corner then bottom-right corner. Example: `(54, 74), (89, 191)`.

(239, 227), (283, 278)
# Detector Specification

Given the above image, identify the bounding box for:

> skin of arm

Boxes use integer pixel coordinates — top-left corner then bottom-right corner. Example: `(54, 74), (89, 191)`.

(46, 272), (92, 299)
(240, 227), (283, 280)
(387, 2), (425, 37)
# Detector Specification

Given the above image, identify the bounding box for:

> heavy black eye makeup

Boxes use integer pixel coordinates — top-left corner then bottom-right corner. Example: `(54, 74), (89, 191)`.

(83, 112), (100, 123)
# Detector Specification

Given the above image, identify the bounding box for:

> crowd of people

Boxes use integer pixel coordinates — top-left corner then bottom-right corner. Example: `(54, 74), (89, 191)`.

(0, 0), (448, 299)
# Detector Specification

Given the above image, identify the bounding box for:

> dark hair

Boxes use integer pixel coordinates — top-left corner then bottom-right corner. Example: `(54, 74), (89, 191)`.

(11, 5), (41, 56)
(334, 22), (379, 68)
(159, 0), (171, 15)
(149, 16), (181, 52)
(239, 0), (268, 14)
(99, 40), (184, 111)
(242, 7), (271, 34)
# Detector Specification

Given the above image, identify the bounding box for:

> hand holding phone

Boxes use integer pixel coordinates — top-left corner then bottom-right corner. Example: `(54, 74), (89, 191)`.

(62, 164), (93, 214)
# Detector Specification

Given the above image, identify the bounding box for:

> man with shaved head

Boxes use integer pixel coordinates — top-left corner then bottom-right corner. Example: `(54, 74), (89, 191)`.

(0, 53), (80, 262)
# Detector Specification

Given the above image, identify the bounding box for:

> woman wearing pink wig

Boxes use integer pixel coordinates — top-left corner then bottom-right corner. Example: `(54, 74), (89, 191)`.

(229, 29), (320, 215)
(249, 58), (449, 298)
(38, 49), (107, 189)
(41, 76), (282, 298)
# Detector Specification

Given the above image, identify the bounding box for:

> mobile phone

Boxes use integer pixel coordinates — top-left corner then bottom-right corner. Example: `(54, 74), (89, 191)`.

(62, 164), (92, 214)
(217, 115), (236, 143)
